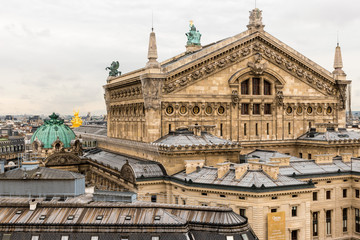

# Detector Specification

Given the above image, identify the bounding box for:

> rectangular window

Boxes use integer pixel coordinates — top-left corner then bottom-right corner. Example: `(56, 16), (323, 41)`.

(241, 80), (249, 95)
(326, 191), (331, 200)
(255, 123), (258, 136)
(220, 123), (223, 137)
(343, 208), (348, 232)
(151, 195), (157, 203)
(253, 104), (260, 115)
(252, 78), (260, 95)
(292, 206), (297, 217)
(288, 122), (291, 134)
(313, 192), (318, 201)
(271, 208), (277, 213)
(356, 208), (360, 233)
(240, 208), (246, 217)
(313, 212), (318, 236)
(174, 196), (178, 205)
(356, 189), (360, 198)
(326, 210), (331, 235)
(264, 104), (271, 114)
(244, 123), (247, 136)
(299, 153), (303, 158)
(264, 80), (271, 95)
(308, 153), (312, 160)
(343, 189), (347, 198)
(291, 230), (298, 240)
(31, 236), (39, 240)
(241, 103), (249, 115)
(266, 123), (269, 135)
(226, 236), (234, 240)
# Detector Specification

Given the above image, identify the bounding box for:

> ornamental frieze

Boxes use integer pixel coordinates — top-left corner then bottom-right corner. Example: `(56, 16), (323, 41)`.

(109, 85), (142, 100)
(109, 103), (145, 118)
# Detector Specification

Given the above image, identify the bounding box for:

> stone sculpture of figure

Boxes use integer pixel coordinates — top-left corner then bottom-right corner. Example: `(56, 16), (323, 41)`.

(186, 21), (201, 46)
(248, 53), (267, 75)
(105, 61), (121, 77)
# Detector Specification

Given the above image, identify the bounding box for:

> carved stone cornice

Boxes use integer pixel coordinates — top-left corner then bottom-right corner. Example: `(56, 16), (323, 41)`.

(108, 85), (142, 101)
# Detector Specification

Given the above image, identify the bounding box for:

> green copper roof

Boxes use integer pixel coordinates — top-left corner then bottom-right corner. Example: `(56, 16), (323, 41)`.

(31, 113), (76, 149)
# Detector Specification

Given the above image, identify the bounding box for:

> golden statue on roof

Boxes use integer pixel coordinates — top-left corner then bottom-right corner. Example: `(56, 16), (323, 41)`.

(71, 110), (83, 128)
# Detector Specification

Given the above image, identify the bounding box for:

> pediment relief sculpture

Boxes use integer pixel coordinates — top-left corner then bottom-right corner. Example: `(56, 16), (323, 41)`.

(247, 53), (268, 75)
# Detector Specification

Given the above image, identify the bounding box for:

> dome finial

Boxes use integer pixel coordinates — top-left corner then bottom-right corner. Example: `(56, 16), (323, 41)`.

(49, 112), (59, 120)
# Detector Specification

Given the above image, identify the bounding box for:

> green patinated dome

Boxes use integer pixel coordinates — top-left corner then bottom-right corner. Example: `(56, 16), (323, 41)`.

(31, 113), (76, 149)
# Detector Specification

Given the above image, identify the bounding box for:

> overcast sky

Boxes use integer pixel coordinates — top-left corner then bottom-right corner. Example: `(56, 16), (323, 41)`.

(1, 0), (359, 116)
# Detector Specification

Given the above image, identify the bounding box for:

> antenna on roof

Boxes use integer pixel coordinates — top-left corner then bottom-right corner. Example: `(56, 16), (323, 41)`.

(337, 30), (339, 46)
(151, 10), (154, 32)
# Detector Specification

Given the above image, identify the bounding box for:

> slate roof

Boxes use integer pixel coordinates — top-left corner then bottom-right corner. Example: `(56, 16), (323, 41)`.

(84, 149), (166, 178)
(298, 129), (360, 141)
(0, 198), (256, 239)
(247, 149), (360, 177)
(74, 125), (107, 136)
(154, 128), (235, 147)
(172, 166), (306, 188)
(0, 167), (84, 180)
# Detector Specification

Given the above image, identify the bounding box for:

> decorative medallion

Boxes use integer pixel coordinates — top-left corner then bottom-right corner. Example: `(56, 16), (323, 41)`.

(307, 106), (313, 114)
(218, 106), (225, 115)
(327, 106), (332, 114)
(166, 106), (174, 115)
(180, 105), (187, 114)
(192, 106), (200, 115)
(297, 106), (303, 114)
(286, 106), (293, 114)
(317, 106), (323, 114)
(205, 106), (213, 115)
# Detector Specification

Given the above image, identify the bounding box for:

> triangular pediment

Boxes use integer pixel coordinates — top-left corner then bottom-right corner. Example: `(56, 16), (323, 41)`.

(161, 31), (338, 97)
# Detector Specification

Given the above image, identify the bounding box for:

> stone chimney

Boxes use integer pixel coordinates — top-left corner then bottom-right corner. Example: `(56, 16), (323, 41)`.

(216, 162), (231, 179)
(270, 157), (290, 166)
(188, 125), (202, 136)
(341, 153), (352, 163)
(314, 154), (334, 164)
(184, 160), (205, 174)
(262, 164), (279, 180)
(234, 164), (248, 179)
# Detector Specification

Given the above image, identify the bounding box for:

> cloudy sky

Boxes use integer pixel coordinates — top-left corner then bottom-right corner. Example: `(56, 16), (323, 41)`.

(1, 0), (359, 116)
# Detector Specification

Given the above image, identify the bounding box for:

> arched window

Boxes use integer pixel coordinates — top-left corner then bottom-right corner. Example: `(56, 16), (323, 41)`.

(241, 79), (249, 95)
(252, 78), (260, 95)
(264, 80), (271, 95)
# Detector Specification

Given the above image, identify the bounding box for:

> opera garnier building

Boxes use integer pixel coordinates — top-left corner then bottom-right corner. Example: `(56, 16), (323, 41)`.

(29, 7), (360, 240)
